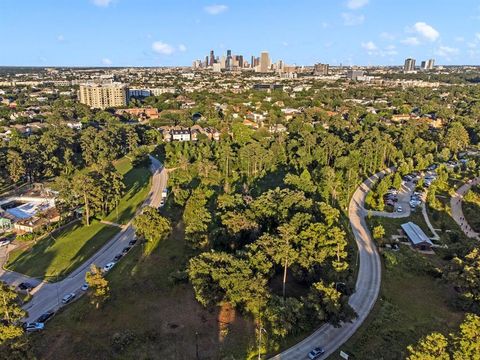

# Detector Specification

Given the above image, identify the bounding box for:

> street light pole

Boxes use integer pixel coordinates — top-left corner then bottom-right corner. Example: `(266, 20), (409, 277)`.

(258, 326), (267, 360)
(195, 331), (199, 360)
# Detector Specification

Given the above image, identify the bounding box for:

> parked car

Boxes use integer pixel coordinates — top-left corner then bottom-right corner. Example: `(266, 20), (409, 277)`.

(36, 311), (54, 323)
(102, 262), (115, 272)
(18, 282), (34, 291)
(113, 254), (123, 262)
(122, 246), (131, 254)
(397, 205), (403, 213)
(24, 322), (45, 332)
(0, 239), (10, 247)
(61, 293), (76, 304)
(308, 347), (325, 359)
(128, 239), (137, 246)
(81, 283), (89, 291)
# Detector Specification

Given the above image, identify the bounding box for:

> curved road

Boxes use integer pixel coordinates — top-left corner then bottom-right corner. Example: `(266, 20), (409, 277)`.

(270, 169), (388, 360)
(450, 176), (480, 240)
(1, 155), (167, 322)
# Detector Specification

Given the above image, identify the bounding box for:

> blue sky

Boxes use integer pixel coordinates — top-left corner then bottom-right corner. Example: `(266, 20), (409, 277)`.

(1, 0), (480, 67)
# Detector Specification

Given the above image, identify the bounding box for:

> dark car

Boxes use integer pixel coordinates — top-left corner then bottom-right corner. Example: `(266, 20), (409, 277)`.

(18, 282), (34, 291)
(36, 311), (54, 323)
(128, 239), (137, 246)
(122, 246), (131, 254)
(113, 254), (123, 262)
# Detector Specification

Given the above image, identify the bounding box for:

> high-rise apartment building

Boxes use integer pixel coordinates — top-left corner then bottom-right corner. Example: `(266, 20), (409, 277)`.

(422, 59), (435, 70)
(79, 82), (128, 109)
(259, 51), (271, 72)
(313, 63), (329, 76)
(404, 58), (416, 72)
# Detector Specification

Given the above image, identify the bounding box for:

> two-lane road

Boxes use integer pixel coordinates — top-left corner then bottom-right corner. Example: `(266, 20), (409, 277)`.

(270, 169), (387, 360)
(13, 155), (167, 322)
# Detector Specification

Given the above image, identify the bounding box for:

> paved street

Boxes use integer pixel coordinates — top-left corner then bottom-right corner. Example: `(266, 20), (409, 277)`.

(270, 169), (386, 360)
(450, 176), (480, 240)
(0, 156), (167, 322)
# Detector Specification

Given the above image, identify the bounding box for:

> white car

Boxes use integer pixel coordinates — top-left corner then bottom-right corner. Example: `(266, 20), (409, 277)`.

(397, 206), (403, 213)
(81, 283), (89, 291)
(61, 293), (76, 304)
(102, 262), (115, 273)
(0, 239), (10, 247)
(24, 322), (45, 332)
(308, 347), (325, 359)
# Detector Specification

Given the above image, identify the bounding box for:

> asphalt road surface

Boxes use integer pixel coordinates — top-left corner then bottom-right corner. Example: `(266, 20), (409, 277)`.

(1, 155), (167, 322)
(269, 170), (386, 360)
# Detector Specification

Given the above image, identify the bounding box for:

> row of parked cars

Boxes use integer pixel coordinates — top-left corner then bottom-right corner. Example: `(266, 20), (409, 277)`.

(22, 238), (139, 333)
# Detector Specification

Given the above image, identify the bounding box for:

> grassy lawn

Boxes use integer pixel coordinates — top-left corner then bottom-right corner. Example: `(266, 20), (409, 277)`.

(367, 208), (433, 241)
(5, 157), (151, 280)
(103, 157), (152, 225)
(6, 221), (120, 280)
(329, 247), (464, 360)
(31, 220), (255, 359)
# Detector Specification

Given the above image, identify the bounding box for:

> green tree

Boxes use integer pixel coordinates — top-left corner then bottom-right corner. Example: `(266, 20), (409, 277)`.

(407, 333), (450, 360)
(373, 225), (385, 241)
(6, 150), (25, 184)
(133, 206), (172, 256)
(85, 265), (110, 309)
(444, 122), (469, 157)
(0, 283), (26, 344)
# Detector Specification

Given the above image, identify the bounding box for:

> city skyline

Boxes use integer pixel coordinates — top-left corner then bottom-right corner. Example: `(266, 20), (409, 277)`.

(1, 0), (480, 67)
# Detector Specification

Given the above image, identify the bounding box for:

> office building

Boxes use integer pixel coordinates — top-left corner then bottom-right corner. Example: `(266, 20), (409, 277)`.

(226, 49), (233, 70)
(235, 55), (244, 68)
(79, 82), (128, 109)
(209, 50), (215, 67)
(404, 58), (416, 72)
(314, 63), (329, 76)
(259, 51), (271, 72)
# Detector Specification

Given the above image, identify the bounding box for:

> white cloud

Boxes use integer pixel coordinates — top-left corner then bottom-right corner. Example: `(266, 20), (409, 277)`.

(282, 41), (289, 47)
(102, 58), (112, 65)
(346, 0), (369, 9)
(178, 44), (187, 52)
(92, 0), (113, 7)
(361, 41), (377, 51)
(476, 33), (480, 41)
(57, 34), (65, 42)
(204, 4), (228, 15)
(321, 22), (329, 28)
(411, 22), (439, 41)
(341, 12), (365, 26)
(401, 37), (420, 46)
(380, 32), (395, 40)
(362, 41), (397, 57)
(152, 41), (175, 55)
(455, 36), (465, 43)
(435, 45), (459, 59)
